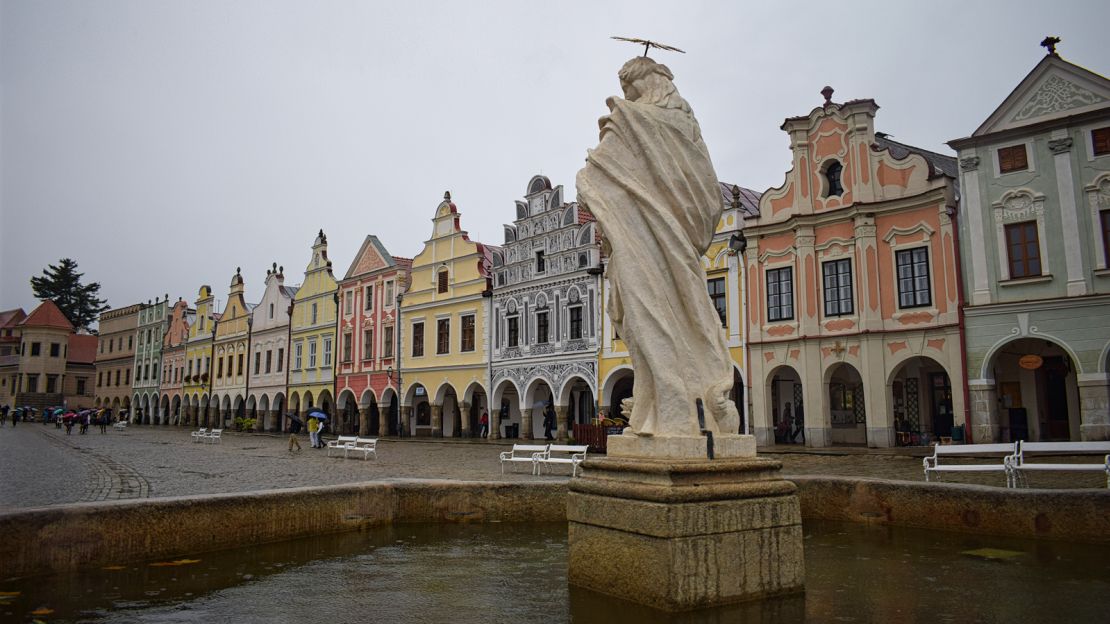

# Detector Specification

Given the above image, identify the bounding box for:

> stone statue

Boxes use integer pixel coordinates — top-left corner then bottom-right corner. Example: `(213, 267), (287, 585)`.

(576, 56), (741, 445)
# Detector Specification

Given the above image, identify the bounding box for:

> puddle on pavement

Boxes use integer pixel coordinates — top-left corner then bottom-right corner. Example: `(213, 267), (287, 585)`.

(2, 520), (1108, 623)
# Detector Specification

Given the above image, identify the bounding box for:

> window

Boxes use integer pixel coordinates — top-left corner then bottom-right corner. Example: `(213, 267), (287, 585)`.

(217, 357), (224, 378)
(205, 357), (210, 373)
(461, 315), (475, 351)
(254, 352), (261, 375)
(1092, 127), (1110, 156)
(46, 375), (57, 393)
(385, 281), (394, 305)
(76, 378), (86, 395)
(50, 342), (60, 357)
(128, 336), (133, 350)
(311, 303), (318, 325)
(998, 144), (1028, 173)
(309, 340), (318, 368)
(363, 329), (374, 361)
(438, 270), (449, 293)
(822, 259), (854, 317)
(1005, 222), (1041, 278)
(437, 319), (450, 354)
(508, 316), (519, 347)
(344, 291), (353, 315)
(124, 368), (130, 385)
(1102, 210), (1110, 265)
(143, 364), (150, 381)
(153, 363), (159, 382)
(535, 250), (546, 273)
(188, 360), (193, 376)
(365, 285), (374, 310)
(31, 342), (41, 356)
(269, 303), (274, 319)
(536, 311), (549, 344)
(569, 307), (583, 339)
(98, 371), (103, 387)
(823, 160), (843, 197)
(412, 322), (424, 357)
(294, 343), (303, 370)
(343, 333), (352, 362)
(26, 374), (37, 393)
(265, 350), (272, 374)
(115, 370), (121, 386)
(323, 337), (332, 367)
(108, 339), (113, 353)
(383, 326), (394, 358)
(277, 348), (284, 372)
(707, 278), (726, 327)
(228, 355), (234, 377)
(766, 267), (795, 322)
(896, 247), (932, 308)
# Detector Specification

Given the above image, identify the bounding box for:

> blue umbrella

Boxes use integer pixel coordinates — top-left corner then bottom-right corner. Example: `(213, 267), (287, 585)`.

(306, 409), (329, 421)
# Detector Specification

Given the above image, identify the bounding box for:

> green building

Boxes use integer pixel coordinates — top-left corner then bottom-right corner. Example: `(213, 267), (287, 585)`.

(949, 41), (1110, 443)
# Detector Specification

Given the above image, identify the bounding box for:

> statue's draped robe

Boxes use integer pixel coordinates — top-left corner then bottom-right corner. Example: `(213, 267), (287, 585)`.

(577, 96), (740, 437)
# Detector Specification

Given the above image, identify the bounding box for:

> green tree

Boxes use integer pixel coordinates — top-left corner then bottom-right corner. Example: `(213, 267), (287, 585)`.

(29, 258), (109, 330)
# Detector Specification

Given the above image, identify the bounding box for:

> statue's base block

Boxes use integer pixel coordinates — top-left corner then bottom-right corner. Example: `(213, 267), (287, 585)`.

(607, 432), (757, 459)
(568, 456), (805, 612)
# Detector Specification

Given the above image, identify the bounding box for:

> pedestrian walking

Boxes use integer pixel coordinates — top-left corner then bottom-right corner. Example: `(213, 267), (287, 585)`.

(0, 404), (7, 427)
(287, 414), (303, 452)
(543, 402), (556, 441)
(791, 404), (805, 445)
(479, 410), (489, 439)
(98, 411), (107, 434)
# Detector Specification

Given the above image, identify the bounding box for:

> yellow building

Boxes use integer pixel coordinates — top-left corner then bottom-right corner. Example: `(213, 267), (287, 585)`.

(211, 268), (253, 428)
(183, 285), (217, 426)
(288, 230), (338, 419)
(598, 183), (757, 432)
(399, 192), (495, 437)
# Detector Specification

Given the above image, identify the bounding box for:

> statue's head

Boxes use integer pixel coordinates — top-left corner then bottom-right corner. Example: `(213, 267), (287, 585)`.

(618, 57), (688, 112)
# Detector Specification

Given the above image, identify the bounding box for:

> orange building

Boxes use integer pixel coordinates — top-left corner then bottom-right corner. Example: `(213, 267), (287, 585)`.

(743, 88), (965, 448)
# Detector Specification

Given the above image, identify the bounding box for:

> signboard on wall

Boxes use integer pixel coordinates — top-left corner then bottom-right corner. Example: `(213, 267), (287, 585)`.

(1019, 355), (1044, 370)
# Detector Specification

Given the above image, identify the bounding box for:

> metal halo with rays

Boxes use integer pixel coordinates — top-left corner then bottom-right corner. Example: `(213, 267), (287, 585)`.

(611, 36), (686, 58)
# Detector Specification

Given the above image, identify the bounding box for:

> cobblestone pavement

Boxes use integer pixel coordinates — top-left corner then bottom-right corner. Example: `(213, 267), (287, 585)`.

(0, 424), (1104, 511)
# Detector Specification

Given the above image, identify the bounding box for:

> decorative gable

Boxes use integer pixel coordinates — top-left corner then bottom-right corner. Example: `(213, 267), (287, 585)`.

(971, 54), (1110, 137)
(345, 235), (394, 279)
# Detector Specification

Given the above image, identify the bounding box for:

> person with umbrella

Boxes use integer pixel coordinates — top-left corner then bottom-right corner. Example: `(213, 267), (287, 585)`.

(53, 408), (65, 429)
(287, 413), (303, 452)
(307, 409), (328, 449)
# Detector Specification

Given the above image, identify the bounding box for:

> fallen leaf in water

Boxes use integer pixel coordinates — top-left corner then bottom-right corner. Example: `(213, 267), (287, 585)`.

(101, 565), (126, 571)
(0, 591), (19, 597)
(0, 600), (11, 605)
(30, 608), (54, 615)
(149, 559), (201, 567)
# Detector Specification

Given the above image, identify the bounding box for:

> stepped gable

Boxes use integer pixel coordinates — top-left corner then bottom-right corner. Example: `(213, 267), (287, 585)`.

(19, 300), (74, 331)
(67, 334), (98, 364)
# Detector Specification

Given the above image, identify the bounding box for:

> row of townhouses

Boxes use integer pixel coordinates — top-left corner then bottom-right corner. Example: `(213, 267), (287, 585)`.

(2, 45), (1107, 447)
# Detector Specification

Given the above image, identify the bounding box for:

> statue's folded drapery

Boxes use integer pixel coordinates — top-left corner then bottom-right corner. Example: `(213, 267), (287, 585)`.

(577, 57), (739, 437)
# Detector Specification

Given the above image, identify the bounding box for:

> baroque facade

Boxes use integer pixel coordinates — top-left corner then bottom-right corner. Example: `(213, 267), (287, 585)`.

(743, 89), (964, 448)
(211, 269), (254, 428)
(158, 299), (193, 425)
(131, 296), (170, 424)
(247, 263), (297, 432)
(336, 236), (410, 436)
(183, 285), (217, 426)
(949, 45), (1110, 442)
(399, 192), (495, 437)
(490, 176), (601, 440)
(288, 230), (338, 419)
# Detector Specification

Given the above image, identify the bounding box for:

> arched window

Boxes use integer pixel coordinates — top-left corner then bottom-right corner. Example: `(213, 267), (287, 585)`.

(823, 160), (843, 198)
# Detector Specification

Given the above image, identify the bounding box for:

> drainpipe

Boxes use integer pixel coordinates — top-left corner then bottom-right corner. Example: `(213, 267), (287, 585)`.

(285, 299), (294, 432)
(333, 290), (340, 431)
(485, 285), (494, 439)
(245, 315), (252, 429)
(948, 197), (975, 444)
(209, 321), (217, 427)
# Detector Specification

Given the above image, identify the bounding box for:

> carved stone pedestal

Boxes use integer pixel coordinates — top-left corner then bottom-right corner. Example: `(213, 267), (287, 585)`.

(567, 456), (804, 612)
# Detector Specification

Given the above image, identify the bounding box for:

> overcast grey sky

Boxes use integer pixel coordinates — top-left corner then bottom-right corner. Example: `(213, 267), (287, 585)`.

(2, 0), (1108, 320)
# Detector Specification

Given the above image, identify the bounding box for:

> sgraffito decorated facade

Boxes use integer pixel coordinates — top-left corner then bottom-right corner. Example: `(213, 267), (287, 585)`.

(131, 296), (169, 424)
(158, 299), (193, 425)
(490, 176), (601, 440)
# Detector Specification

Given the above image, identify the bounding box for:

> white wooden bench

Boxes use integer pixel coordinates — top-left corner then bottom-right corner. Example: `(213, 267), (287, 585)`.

(534, 444), (589, 477)
(347, 437), (377, 460)
(203, 428), (223, 444)
(113, 420), (128, 431)
(500, 444), (549, 475)
(923, 442), (1017, 487)
(1006, 441), (1110, 488)
(191, 427), (207, 442)
(327, 435), (358, 457)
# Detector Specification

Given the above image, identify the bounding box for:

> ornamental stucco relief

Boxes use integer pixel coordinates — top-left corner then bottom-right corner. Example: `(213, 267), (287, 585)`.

(1011, 75), (1105, 122)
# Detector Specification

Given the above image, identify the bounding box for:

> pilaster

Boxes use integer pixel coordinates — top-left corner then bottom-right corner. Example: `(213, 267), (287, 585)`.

(1078, 373), (1110, 441)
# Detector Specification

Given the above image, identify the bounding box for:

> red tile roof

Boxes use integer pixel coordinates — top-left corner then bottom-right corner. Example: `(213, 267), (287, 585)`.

(0, 308), (26, 330)
(19, 300), (74, 331)
(67, 334), (98, 364)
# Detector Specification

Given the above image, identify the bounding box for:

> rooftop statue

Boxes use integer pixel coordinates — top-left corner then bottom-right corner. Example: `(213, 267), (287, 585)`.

(576, 56), (740, 444)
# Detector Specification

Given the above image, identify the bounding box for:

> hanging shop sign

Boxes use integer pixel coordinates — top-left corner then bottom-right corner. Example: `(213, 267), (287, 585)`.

(1018, 354), (1044, 370)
